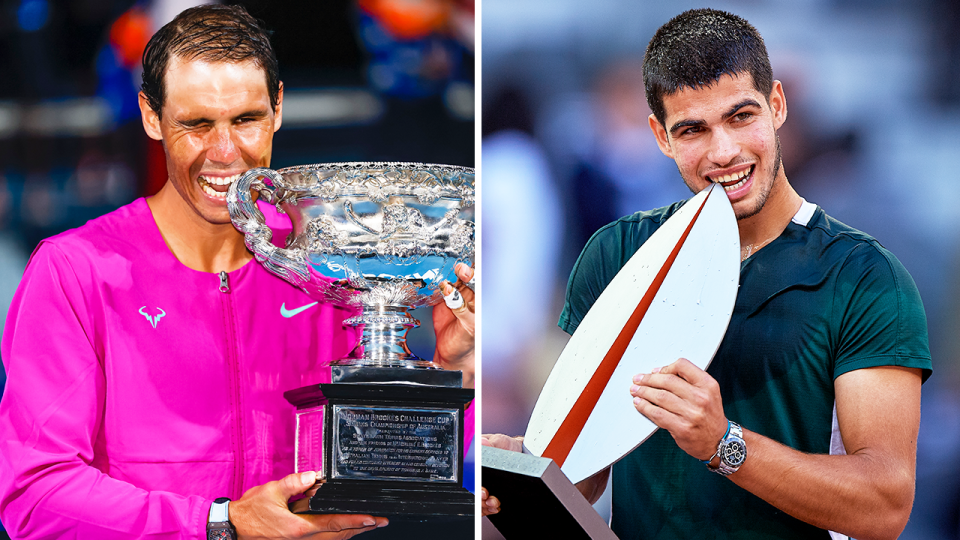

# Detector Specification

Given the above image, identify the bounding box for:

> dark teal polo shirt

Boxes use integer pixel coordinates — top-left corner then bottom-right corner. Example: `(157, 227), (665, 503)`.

(558, 200), (932, 540)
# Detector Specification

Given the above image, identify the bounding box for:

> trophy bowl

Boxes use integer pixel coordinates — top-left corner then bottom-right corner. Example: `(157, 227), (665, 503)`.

(227, 162), (475, 370)
(227, 162), (476, 518)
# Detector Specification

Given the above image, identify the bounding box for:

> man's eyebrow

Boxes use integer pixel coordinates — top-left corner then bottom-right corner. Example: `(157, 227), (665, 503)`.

(234, 108), (270, 119)
(668, 98), (764, 136)
(173, 109), (270, 128)
(669, 119), (705, 137)
(722, 99), (763, 119)
(174, 116), (213, 128)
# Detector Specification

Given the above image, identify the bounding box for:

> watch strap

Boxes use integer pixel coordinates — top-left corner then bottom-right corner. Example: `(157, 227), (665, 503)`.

(207, 497), (237, 540)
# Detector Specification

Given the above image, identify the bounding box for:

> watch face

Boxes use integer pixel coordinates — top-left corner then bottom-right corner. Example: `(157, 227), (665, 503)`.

(722, 439), (747, 467)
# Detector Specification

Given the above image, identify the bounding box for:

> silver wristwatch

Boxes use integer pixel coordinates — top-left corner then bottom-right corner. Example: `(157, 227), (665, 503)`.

(703, 420), (747, 476)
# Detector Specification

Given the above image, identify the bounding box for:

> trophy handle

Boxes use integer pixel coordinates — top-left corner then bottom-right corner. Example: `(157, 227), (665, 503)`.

(228, 168), (311, 285)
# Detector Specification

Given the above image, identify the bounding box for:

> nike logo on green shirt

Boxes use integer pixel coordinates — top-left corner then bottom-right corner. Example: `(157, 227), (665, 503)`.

(281, 302), (319, 318)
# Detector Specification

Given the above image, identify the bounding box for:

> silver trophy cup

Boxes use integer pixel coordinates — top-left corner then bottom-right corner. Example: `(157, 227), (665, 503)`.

(227, 162), (474, 369)
(227, 162), (475, 517)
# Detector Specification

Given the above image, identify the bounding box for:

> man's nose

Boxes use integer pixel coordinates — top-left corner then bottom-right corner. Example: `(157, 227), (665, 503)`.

(206, 126), (240, 164)
(707, 127), (740, 165)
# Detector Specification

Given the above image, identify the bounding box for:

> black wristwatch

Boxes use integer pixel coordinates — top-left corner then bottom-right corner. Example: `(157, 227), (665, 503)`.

(207, 497), (237, 540)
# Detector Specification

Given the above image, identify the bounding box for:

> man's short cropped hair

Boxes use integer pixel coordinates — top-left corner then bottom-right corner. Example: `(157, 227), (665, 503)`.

(643, 8), (773, 127)
(141, 4), (280, 118)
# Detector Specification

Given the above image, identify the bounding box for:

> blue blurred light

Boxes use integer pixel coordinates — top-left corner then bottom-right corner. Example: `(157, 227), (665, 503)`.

(17, 0), (49, 32)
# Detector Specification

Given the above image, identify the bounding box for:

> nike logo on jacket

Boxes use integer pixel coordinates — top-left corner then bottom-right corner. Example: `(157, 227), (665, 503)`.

(281, 302), (319, 318)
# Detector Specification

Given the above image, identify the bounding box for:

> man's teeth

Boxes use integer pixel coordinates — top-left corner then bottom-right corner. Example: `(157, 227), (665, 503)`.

(201, 184), (225, 198)
(199, 173), (241, 186)
(198, 173), (242, 198)
(712, 167), (752, 192)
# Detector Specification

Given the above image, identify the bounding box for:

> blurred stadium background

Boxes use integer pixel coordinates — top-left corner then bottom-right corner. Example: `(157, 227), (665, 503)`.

(480, 1), (960, 539)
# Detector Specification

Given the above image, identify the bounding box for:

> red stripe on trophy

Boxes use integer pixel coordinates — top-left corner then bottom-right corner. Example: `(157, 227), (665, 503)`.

(542, 187), (714, 467)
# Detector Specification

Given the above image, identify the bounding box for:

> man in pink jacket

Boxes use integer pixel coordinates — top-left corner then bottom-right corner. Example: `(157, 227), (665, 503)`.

(0, 5), (475, 539)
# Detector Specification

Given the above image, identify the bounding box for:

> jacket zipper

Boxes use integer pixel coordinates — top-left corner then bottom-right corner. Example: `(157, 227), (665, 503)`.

(219, 271), (245, 498)
(219, 271), (230, 293)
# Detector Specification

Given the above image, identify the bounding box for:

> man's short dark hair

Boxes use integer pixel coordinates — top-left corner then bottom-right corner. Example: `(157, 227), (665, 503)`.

(141, 4), (280, 118)
(643, 8), (773, 127)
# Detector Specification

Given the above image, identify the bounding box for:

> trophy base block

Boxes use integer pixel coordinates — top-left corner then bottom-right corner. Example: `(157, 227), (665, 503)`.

(292, 480), (474, 518)
(482, 447), (617, 539)
(284, 375), (475, 522)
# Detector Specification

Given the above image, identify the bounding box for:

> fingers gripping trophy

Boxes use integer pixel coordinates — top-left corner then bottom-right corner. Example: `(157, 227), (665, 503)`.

(227, 162), (474, 518)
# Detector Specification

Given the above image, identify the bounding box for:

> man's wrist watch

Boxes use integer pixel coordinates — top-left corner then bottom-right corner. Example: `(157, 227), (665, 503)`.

(207, 497), (237, 540)
(703, 420), (747, 476)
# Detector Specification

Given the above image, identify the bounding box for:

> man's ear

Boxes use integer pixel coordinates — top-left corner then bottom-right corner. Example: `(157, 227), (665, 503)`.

(769, 80), (787, 130)
(648, 114), (674, 159)
(273, 81), (283, 132)
(138, 92), (162, 141)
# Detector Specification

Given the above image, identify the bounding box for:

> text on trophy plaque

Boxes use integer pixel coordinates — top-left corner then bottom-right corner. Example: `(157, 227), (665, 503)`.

(333, 406), (459, 482)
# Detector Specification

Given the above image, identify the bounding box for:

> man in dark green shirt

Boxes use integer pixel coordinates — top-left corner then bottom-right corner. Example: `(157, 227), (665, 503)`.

(483, 8), (931, 540)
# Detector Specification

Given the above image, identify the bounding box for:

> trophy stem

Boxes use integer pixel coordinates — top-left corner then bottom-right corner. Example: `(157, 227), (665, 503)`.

(336, 306), (440, 369)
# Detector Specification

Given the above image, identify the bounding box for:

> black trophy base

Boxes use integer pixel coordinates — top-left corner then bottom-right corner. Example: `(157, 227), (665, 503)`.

(482, 447), (617, 539)
(284, 368), (474, 522)
(293, 480), (473, 517)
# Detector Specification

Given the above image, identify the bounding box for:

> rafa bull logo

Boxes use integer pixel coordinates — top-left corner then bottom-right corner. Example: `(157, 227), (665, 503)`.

(138, 306), (166, 329)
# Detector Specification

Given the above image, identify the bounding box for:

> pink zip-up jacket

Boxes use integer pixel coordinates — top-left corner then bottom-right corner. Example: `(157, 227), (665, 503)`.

(0, 198), (472, 539)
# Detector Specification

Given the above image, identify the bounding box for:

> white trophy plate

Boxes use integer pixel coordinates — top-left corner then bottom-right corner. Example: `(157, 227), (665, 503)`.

(523, 183), (740, 484)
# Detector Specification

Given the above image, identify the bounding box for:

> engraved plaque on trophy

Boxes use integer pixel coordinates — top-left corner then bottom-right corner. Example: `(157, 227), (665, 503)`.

(332, 406), (458, 482)
(227, 163), (474, 517)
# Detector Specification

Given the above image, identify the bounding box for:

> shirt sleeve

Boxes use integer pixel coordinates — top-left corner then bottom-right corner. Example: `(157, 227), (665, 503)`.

(832, 242), (932, 382)
(0, 243), (212, 539)
(558, 228), (616, 335)
(559, 205), (678, 335)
